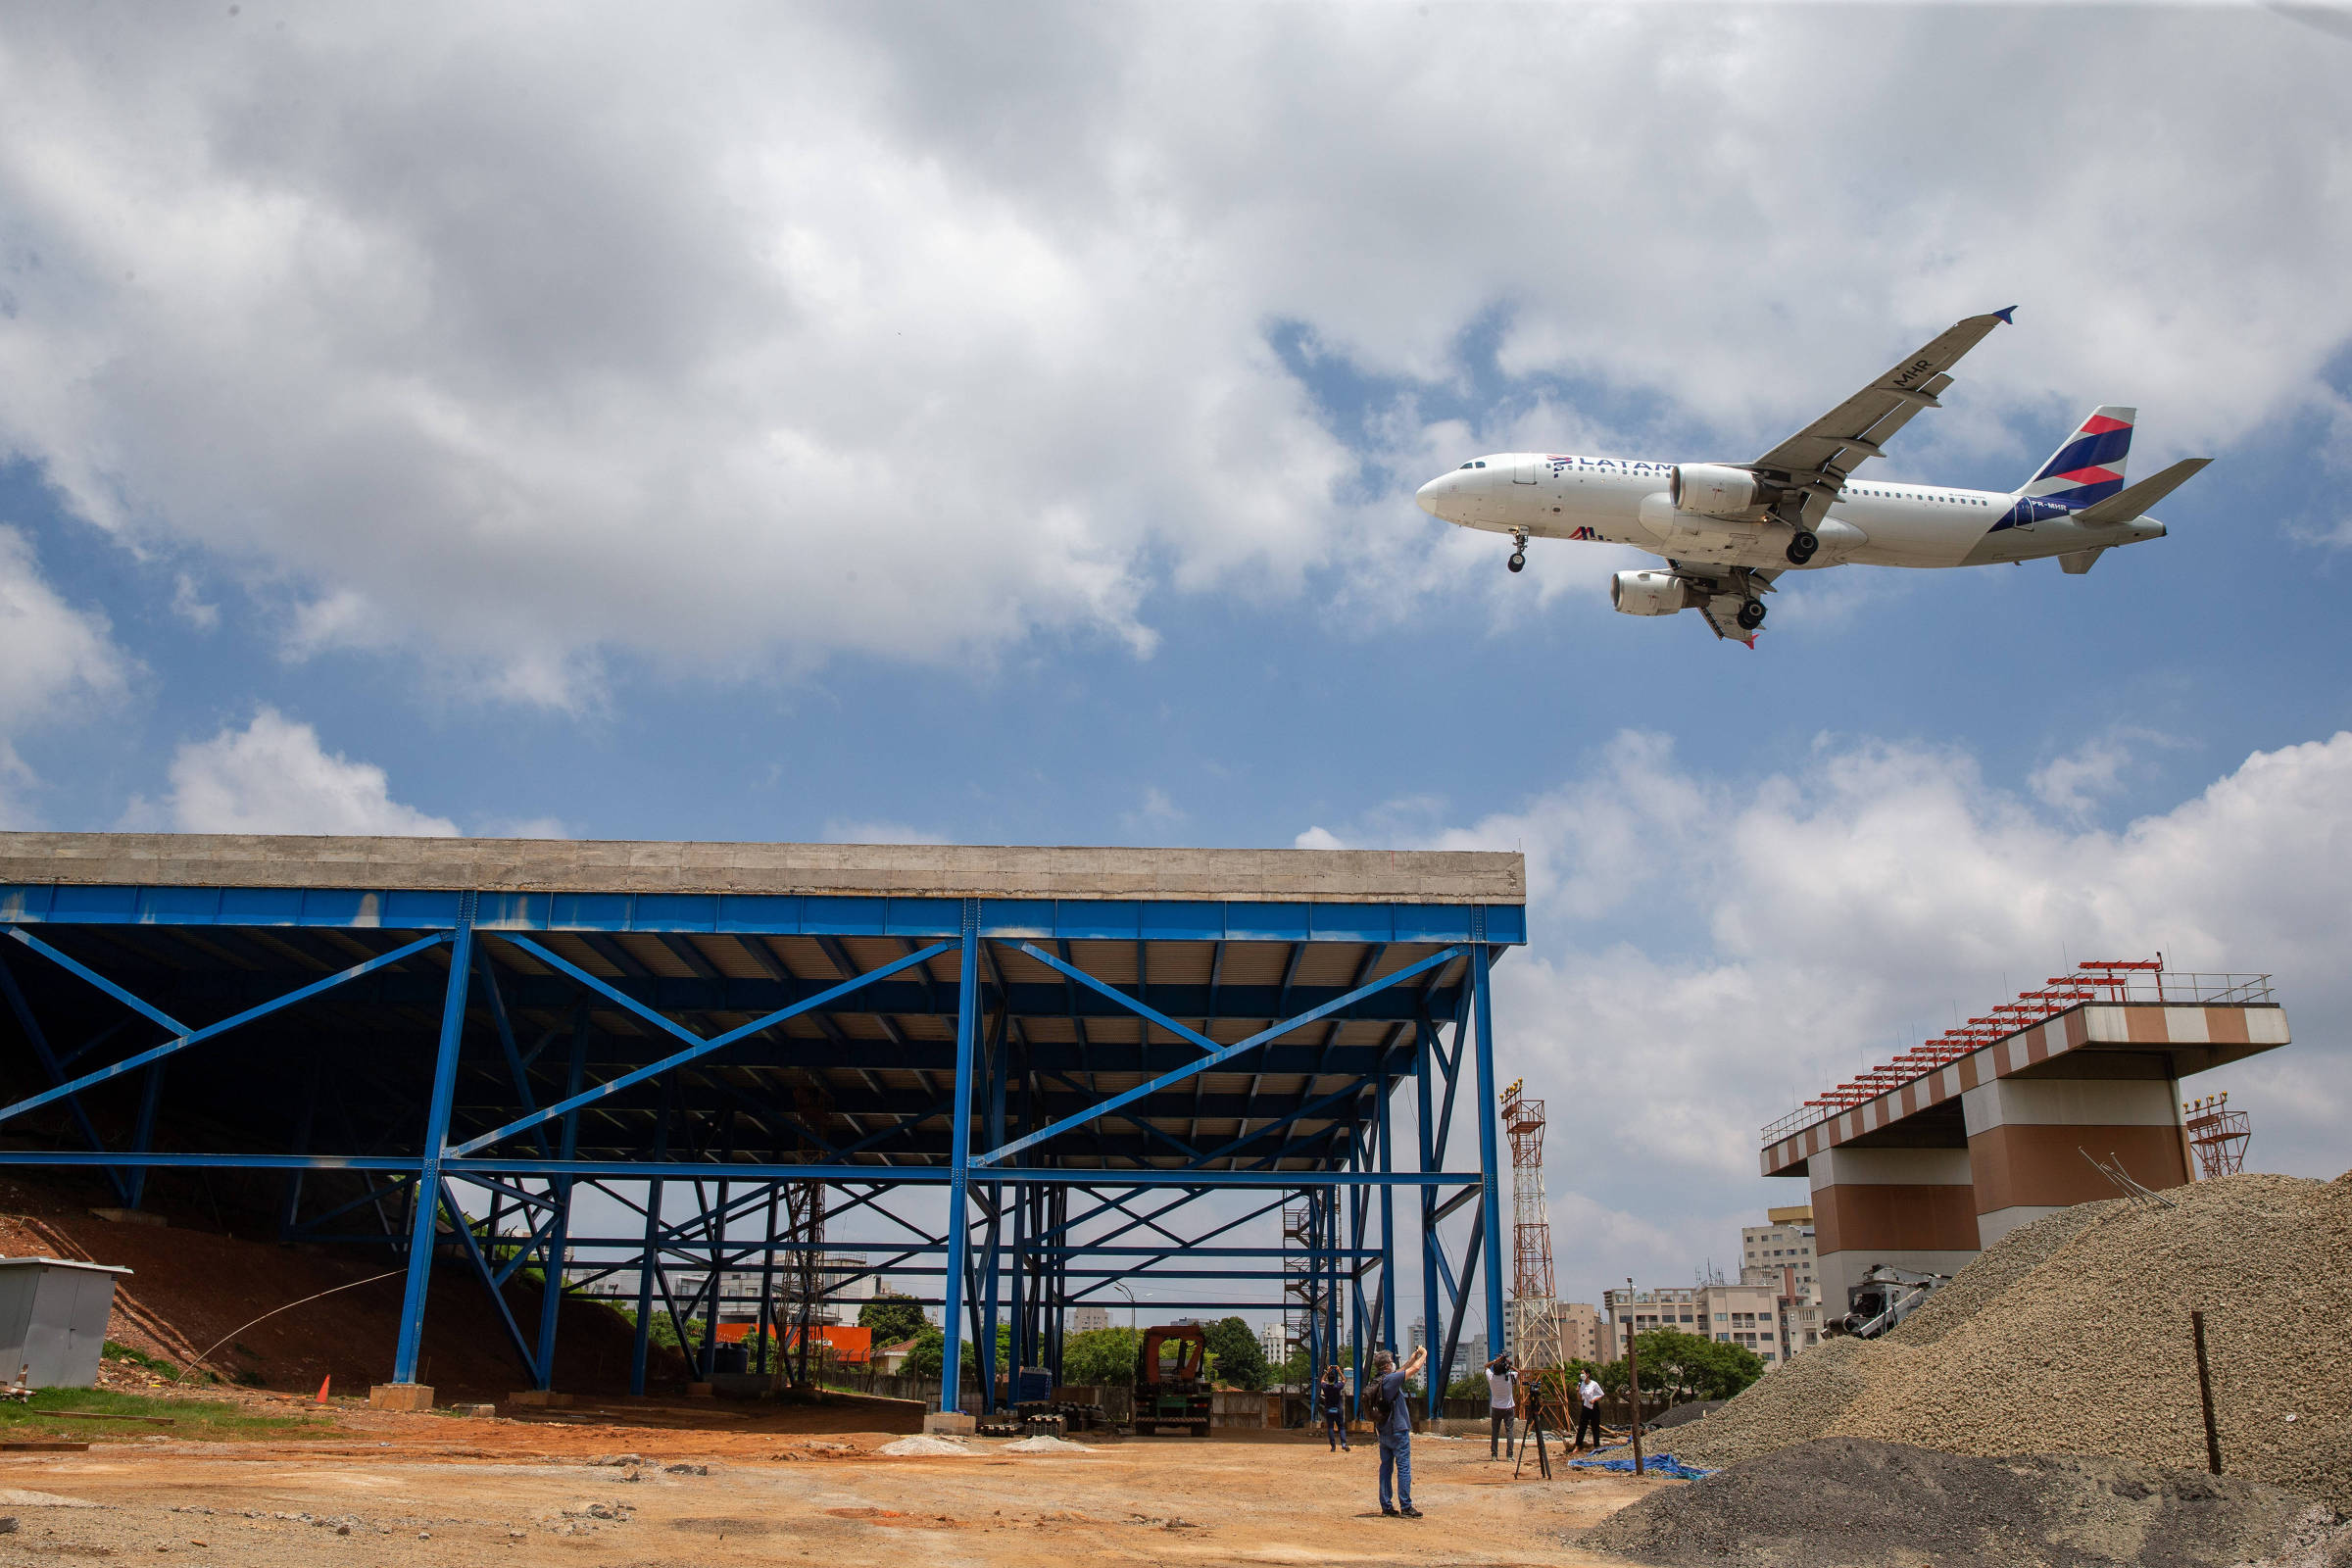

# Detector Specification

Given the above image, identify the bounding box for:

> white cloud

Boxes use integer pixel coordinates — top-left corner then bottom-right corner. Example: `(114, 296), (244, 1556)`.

(148, 710), (460, 836)
(1293, 825), (1346, 851)
(169, 571), (219, 631)
(0, 524), (129, 820)
(0, 8), (2346, 697)
(1317, 729), (2352, 1305)
(2027, 727), (2186, 816)
(1123, 786), (1185, 831)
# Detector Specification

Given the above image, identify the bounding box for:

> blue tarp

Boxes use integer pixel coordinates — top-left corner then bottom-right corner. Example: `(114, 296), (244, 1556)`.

(1565, 1445), (1714, 1481)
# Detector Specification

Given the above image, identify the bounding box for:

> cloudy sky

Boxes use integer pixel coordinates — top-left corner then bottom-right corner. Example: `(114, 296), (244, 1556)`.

(2, 3), (2347, 1331)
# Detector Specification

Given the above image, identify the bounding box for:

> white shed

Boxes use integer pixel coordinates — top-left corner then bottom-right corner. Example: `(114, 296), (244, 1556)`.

(0, 1256), (133, 1389)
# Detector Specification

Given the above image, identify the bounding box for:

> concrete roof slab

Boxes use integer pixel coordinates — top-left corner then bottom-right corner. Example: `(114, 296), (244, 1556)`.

(0, 832), (1525, 905)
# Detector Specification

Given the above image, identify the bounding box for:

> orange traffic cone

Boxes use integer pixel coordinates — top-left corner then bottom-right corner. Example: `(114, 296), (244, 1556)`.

(317, 1375), (331, 1405)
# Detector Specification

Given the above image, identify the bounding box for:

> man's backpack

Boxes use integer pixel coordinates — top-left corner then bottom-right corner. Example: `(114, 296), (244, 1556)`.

(1366, 1375), (1394, 1428)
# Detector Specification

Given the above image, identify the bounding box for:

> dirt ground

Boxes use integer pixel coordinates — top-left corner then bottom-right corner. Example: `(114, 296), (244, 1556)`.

(0, 1400), (1666, 1566)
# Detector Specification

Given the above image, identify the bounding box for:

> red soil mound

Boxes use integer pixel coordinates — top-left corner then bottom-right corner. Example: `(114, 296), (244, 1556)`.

(0, 1174), (685, 1399)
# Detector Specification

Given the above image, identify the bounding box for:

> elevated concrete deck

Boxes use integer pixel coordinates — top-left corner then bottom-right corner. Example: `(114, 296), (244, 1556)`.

(1765, 994), (2288, 1310)
(1761, 1000), (2288, 1179)
(0, 832), (1523, 905)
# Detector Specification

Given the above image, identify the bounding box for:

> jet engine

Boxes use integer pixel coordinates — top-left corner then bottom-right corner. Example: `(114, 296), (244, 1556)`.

(1669, 463), (1757, 518)
(1610, 569), (1691, 616)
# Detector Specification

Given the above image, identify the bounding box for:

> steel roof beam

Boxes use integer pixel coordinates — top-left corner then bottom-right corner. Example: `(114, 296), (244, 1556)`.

(0, 967), (1460, 1026)
(978, 944), (1462, 1168)
(0, 930), (449, 1129)
(450, 936), (952, 1156)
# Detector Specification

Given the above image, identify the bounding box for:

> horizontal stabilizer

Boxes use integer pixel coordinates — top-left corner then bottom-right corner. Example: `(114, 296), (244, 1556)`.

(2074, 458), (2211, 528)
(2059, 547), (2107, 575)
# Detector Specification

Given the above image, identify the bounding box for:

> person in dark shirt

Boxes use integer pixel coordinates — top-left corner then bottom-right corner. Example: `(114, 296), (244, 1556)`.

(1318, 1363), (1351, 1451)
(1370, 1345), (1428, 1518)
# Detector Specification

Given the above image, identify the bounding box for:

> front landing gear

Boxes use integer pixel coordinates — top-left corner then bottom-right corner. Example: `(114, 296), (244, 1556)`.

(1785, 530), (1819, 566)
(1507, 529), (1528, 574)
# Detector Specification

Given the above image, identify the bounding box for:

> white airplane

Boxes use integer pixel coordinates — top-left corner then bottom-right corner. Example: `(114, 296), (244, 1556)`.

(1413, 309), (2209, 646)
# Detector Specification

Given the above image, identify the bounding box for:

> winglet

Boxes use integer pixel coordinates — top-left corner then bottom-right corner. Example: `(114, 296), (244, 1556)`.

(1993, 306), (2018, 324)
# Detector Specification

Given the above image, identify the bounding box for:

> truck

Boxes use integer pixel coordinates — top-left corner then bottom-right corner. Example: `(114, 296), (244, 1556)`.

(1133, 1323), (1213, 1438)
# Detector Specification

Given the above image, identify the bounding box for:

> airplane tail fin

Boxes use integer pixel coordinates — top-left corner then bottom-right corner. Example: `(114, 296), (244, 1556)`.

(2016, 405), (2133, 510)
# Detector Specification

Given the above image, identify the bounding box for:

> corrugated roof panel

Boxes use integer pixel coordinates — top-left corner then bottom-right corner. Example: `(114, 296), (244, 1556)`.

(690, 933), (773, 980)
(767, 935), (832, 978)
(1066, 941), (1139, 984)
(985, 942), (1062, 984)
(1213, 942), (1292, 985)
(1145, 941), (1215, 984)
(1291, 944), (1372, 987)
(540, 931), (623, 980)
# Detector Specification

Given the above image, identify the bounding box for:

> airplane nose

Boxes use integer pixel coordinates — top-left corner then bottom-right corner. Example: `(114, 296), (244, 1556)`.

(1416, 475), (1446, 516)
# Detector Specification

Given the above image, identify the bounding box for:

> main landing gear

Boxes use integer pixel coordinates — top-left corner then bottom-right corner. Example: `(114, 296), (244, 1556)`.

(1737, 598), (1767, 631)
(1785, 529), (1819, 566)
(1507, 529), (1528, 573)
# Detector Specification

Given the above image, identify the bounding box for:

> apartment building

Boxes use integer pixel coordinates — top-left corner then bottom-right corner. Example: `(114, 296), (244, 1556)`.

(1740, 1204), (1821, 1305)
(1503, 1300), (1605, 1366)
(1605, 1281), (1789, 1365)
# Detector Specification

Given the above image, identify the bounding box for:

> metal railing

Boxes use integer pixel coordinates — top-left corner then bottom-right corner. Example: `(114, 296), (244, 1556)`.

(1760, 971), (2274, 1147)
(2093, 971), (2273, 1004)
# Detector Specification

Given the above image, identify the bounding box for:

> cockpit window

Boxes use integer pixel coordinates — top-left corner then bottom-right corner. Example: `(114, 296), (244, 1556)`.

(1460, 463), (1474, 469)
(1474, 461), (1488, 468)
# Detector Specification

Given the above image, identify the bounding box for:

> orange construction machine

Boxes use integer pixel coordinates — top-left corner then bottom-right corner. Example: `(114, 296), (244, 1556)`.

(1133, 1323), (1213, 1438)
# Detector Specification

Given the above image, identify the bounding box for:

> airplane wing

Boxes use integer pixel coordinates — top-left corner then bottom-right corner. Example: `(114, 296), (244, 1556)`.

(1750, 308), (2017, 528)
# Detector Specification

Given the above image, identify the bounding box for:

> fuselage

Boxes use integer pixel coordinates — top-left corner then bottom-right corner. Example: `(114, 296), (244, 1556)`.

(1414, 453), (2165, 571)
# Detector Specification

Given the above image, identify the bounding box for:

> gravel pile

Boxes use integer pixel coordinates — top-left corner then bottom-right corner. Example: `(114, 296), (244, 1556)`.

(1888, 1200), (2118, 1346)
(1660, 1172), (2352, 1507)
(1003, 1434), (1095, 1453)
(1657, 1335), (1899, 1467)
(1834, 1173), (2352, 1506)
(874, 1435), (975, 1456)
(1580, 1437), (2352, 1568)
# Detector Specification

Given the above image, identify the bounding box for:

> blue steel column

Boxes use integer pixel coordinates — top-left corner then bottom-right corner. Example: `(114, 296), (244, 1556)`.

(124, 1063), (166, 1210)
(1377, 1079), (1398, 1355)
(279, 1058), (322, 1243)
(392, 902), (475, 1385)
(980, 1013), (1005, 1412)
(1302, 1184), (1320, 1397)
(531, 1011), (591, 1390)
(1469, 931), (1506, 1383)
(1326, 1189), (1345, 1400)
(630, 1074), (673, 1396)
(1417, 1017), (1442, 1420)
(1346, 1167), (1365, 1425)
(938, 899), (981, 1413)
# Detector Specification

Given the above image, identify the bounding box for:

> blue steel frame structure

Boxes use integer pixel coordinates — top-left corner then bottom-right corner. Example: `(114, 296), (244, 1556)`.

(0, 856), (1520, 1418)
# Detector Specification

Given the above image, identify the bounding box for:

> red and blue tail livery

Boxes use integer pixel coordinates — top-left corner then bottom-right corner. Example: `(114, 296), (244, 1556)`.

(2023, 406), (2134, 508)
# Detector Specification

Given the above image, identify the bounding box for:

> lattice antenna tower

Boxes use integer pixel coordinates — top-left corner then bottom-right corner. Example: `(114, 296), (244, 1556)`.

(1501, 1079), (1562, 1370)
(2183, 1092), (2251, 1178)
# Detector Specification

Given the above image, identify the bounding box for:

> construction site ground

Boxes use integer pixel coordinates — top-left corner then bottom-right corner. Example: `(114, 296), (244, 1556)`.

(0, 1393), (1668, 1566)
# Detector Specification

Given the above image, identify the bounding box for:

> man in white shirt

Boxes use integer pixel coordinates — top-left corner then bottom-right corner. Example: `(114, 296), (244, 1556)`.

(1485, 1355), (1520, 1458)
(1573, 1370), (1604, 1451)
